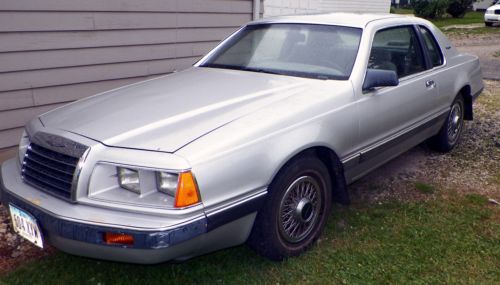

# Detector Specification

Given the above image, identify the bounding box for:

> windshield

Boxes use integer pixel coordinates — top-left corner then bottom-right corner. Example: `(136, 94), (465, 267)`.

(200, 23), (362, 80)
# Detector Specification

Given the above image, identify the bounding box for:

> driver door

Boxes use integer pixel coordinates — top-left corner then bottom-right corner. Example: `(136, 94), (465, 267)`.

(350, 25), (440, 180)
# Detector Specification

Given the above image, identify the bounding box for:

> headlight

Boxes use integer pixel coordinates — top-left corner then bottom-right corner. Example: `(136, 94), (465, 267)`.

(89, 163), (200, 208)
(18, 129), (30, 164)
(117, 167), (141, 194)
(486, 10), (494, 14)
(156, 172), (179, 196)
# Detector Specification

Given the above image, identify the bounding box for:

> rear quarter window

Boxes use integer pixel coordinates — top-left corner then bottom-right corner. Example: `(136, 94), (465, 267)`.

(418, 26), (444, 68)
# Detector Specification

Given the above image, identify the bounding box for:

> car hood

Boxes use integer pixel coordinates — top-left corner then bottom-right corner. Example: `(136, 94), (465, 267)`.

(39, 67), (311, 152)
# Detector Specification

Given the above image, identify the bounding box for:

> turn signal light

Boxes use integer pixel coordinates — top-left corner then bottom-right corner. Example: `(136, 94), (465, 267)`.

(175, 172), (201, 208)
(104, 232), (134, 245)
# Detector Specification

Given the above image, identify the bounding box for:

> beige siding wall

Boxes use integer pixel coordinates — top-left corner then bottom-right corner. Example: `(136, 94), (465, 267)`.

(0, 0), (256, 148)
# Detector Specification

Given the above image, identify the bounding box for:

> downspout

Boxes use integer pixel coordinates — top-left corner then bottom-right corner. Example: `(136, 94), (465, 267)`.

(253, 0), (260, 20)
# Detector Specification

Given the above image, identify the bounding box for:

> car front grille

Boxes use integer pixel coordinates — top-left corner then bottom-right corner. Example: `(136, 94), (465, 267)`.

(21, 133), (88, 201)
(495, 9), (500, 15)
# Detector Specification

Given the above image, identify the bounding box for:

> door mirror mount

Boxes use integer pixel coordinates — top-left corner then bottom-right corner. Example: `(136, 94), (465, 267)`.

(362, 69), (399, 91)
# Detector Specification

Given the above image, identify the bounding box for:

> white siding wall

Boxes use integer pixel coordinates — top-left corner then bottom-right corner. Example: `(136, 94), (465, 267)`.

(319, 0), (391, 13)
(264, 0), (321, 17)
(264, 0), (391, 17)
(473, 0), (494, 11)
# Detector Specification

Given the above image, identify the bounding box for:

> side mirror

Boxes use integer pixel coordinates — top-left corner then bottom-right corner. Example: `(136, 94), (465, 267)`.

(362, 69), (399, 91)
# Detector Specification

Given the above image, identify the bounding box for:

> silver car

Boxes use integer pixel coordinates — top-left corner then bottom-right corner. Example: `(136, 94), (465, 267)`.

(0, 13), (483, 263)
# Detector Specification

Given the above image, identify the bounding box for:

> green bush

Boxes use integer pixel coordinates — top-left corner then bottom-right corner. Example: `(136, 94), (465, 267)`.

(446, 0), (473, 18)
(412, 0), (449, 19)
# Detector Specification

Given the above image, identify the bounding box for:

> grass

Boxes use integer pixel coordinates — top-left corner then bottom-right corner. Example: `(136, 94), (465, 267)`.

(489, 174), (500, 186)
(1, 193), (498, 285)
(431, 11), (485, 28)
(414, 182), (435, 194)
(494, 51), (500, 58)
(393, 9), (500, 36)
(393, 9), (484, 28)
(392, 8), (415, 15)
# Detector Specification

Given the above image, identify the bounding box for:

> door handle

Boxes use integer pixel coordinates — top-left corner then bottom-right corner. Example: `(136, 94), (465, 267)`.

(425, 80), (436, 88)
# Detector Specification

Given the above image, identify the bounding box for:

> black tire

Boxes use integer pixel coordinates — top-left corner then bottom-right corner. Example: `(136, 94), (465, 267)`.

(485, 22), (493, 27)
(429, 96), (465, 153)
(247, 155), (332, 261)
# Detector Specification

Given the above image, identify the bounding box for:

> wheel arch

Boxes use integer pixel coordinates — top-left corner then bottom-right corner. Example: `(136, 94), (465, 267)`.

(269, 146), (350, 205)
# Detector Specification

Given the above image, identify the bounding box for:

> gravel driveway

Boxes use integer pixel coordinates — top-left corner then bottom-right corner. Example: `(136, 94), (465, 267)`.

(0, 35), (499, 275)
(451, 33), (500, 80)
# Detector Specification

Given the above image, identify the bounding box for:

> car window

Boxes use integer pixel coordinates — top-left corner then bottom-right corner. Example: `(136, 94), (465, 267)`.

(418, 26), (444, 68)
(368, 26), (425, 78)
(201, 24), (363, 80)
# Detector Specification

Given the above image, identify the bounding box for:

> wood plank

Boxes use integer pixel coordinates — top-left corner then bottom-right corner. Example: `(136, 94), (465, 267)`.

(0, 42), (218, 72)
(0, 127), (24, 149)
(0, 90), (33, 111)
(0, 0), (253, 13)
(0, 103), (66, 130)
(0, 27), (236, 52)
(0, 56), (199, 92)
(0, 12), (249, 32)
(94, 12), (251, 30)
(0, 12), (94, 32)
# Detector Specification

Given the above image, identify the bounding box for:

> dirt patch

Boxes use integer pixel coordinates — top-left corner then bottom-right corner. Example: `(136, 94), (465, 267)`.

(0, 205), (55, 275)
(442, 23), (485, 30)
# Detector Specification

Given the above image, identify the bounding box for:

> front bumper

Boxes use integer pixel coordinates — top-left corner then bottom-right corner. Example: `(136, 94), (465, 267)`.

(485, 14), (500, 22)
(0, 158), (207, 263)
(1, 157), (264, 263)
(2, 191), (207, 250)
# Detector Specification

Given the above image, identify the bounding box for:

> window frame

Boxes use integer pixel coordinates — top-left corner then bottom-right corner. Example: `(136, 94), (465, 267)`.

(198, 23), (363, 81)
(415, 25), (446, 70)
(366, 24), (432, 81)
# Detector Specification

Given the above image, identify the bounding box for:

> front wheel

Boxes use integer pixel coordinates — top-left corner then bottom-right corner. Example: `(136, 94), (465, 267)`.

(429, 96), (465, 153)
(248, 155), (332, 261)
(485, 22), (493, 27)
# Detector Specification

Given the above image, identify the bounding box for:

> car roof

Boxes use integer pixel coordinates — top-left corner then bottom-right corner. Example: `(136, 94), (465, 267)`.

(250, 12), (412, 28)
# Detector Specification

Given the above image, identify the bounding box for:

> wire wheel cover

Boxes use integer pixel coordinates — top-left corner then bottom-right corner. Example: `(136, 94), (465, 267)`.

(278, 176), (323, 243)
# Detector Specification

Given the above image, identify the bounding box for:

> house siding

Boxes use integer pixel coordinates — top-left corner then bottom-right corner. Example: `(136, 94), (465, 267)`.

(264, 0), (391, 17)
(0, 0), (257, 149)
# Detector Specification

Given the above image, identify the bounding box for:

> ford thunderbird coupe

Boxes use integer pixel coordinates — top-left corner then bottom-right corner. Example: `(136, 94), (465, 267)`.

(1, 13), (483, 263)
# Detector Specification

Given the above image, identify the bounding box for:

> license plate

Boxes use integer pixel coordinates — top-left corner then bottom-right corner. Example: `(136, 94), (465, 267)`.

(9, 204), (44, 249)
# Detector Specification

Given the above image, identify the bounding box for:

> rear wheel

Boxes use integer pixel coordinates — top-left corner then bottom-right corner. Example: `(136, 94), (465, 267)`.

(248, 155), (332, 261)
(429, 96), (465, 153)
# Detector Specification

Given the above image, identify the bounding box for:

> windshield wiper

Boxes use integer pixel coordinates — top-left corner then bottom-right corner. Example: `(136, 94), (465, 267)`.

(200, 63), (344, 80)
(241, 67), (288, 76)
(199, 63), (248, 71)
(200, 63), (286, 76)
